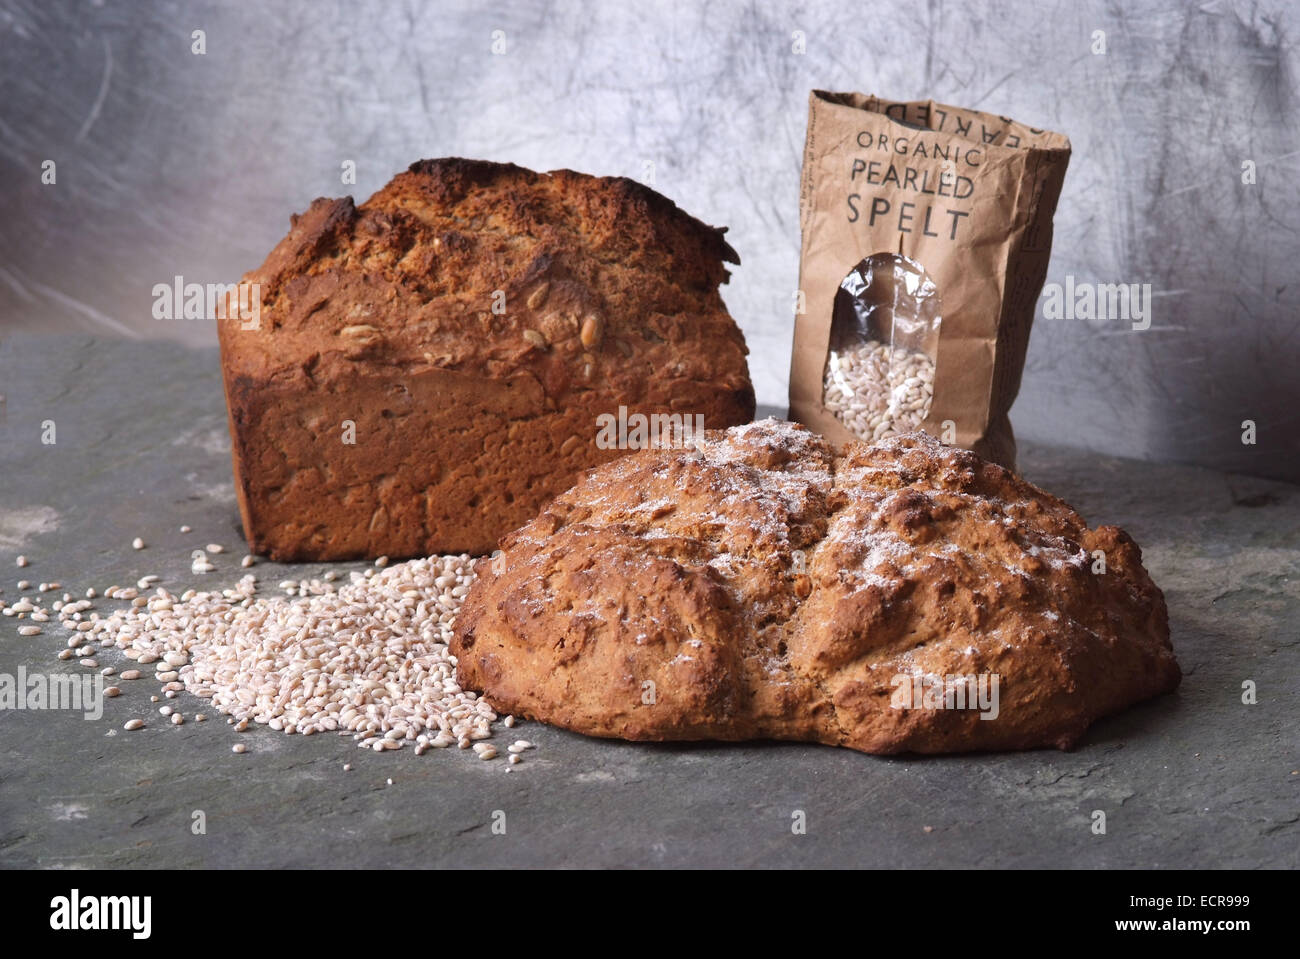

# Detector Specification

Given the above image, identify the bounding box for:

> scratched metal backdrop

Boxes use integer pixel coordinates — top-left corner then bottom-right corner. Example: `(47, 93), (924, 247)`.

(1, 0), (1297, 481)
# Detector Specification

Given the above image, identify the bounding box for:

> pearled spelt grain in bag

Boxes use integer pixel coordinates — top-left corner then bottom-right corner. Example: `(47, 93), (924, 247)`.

(790, 92), (1071, 469)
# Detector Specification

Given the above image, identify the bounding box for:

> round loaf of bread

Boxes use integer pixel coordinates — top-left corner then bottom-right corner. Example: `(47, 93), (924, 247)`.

(451, 419), (1180, 754)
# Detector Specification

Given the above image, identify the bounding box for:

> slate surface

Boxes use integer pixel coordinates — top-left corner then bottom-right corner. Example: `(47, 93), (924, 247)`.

(0, 334), (1296, 868)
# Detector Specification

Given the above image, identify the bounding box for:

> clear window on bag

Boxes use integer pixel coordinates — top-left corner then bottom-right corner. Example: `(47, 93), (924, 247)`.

(822, 252), (941, 442)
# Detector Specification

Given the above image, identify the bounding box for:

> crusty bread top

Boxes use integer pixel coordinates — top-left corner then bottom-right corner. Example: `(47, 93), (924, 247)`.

(219, 158), (750, 402)
(453, 420), (1179, 753)
(484, 419), (1170, 670)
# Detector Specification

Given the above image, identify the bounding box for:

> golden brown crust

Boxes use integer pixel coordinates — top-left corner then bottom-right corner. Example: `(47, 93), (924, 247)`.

(451, 420), (1180, 754)
(217, 158), (754, 559)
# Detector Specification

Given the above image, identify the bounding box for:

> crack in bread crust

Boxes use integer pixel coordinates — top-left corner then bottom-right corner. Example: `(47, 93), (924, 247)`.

(451, 420), (1180, 755)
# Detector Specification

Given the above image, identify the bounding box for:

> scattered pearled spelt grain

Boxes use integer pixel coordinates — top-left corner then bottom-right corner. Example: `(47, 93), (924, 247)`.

(232, 744), (246, 754)
(123, 719), (144, 730)
(132, 538), (145, 550)
(41, 552), (518, 763)
(18, 626), (41, 636)
(205, 544), (224, 554)
(240, 555), (255, 568)
(16, 556), (28, 568)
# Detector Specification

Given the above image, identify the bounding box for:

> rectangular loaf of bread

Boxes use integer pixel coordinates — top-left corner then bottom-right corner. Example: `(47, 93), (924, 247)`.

(217, 158), (755, 560)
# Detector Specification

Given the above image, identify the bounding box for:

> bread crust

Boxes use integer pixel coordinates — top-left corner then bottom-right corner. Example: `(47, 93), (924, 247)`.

(218, 158), (755, 559)
(451, 420), (1180, 754)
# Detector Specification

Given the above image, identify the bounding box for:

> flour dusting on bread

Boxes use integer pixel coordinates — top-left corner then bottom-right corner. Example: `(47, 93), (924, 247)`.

(452, 419), (1179, 754)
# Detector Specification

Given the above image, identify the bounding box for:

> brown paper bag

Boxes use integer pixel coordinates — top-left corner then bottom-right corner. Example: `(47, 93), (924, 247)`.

(790, 91), (1070, 470)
